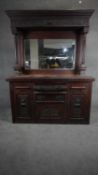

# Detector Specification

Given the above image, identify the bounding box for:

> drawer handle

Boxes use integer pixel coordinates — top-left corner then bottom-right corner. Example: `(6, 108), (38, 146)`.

(74, 103), (81, 107)
(15, 86), (30, 89)
(21, 102), (26, 106)
(71, 87), (86, 89)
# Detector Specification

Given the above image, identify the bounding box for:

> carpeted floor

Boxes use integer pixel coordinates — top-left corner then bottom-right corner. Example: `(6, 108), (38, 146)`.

(0, 107), (98, 175)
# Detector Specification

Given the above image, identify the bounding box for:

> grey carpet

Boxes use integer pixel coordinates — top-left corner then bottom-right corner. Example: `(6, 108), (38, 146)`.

(0, 108), (98, 175)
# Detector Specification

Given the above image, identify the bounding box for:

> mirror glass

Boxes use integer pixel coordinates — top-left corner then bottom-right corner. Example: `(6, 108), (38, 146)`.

(24, 39), (76, 69)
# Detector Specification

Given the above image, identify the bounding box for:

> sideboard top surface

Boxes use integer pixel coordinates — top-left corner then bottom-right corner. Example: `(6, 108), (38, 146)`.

(7, 74), (95, 82)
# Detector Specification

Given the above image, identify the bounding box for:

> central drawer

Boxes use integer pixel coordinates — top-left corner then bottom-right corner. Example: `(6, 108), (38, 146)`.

(32, 84), (69, 122)
(33, 84), (68, 91)
(33, 84), (68, 102)
(34, 92), (67, 102)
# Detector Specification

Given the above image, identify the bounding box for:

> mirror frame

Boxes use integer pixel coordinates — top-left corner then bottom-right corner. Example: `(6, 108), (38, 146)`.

(6, 10), (94, 74)
(23, 31), (77, 72)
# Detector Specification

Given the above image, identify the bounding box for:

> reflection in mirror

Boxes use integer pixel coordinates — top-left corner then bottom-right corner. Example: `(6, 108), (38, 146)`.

(24, 39), (76, 70)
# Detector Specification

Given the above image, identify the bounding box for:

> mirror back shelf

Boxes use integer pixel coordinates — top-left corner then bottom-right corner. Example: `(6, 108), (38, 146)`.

(6, 9), (94, 75)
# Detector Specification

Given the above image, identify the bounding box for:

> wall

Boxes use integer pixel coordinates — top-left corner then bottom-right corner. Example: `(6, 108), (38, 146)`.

(0, 0), (98, 122)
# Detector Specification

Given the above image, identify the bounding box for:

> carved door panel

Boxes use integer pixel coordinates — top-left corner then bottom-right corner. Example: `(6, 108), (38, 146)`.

(69, 85), (88, 121)
(33, 92), (68, 123)
(14, 87), (32, 121)
(70, 94), (86, 119)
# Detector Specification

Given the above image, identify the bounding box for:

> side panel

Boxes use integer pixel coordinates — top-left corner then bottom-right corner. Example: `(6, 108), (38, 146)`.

(69, 82), (92, 123)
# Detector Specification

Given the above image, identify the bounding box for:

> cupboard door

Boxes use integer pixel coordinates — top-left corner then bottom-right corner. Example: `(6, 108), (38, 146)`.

(34, 103), (66, 123)
(33, 92), (68, 123)
(14, 86), (32, 122)
(69, 85), (89, 122)
(70, 94), (86, 119)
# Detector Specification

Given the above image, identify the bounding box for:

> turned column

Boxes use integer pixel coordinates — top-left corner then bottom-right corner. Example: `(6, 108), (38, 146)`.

(75, 27), (89, 74)
(14, 33), (24, 71)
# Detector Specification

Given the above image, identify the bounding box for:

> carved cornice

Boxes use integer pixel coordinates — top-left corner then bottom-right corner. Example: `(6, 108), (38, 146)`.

(6, 9), (94, 34)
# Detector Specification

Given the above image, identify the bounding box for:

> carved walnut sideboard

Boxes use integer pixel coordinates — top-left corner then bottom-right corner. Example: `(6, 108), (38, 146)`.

(6, 10), (95, 124)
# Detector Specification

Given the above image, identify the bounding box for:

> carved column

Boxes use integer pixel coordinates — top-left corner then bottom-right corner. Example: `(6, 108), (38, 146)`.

(15, 33), (24, 71)
(75, 27), (89, 74)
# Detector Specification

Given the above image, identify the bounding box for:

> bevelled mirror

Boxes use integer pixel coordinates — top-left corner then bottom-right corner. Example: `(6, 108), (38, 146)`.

(24, 38), (76, 70)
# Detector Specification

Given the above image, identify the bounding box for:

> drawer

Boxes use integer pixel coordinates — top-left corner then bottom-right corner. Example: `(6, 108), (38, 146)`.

(34, 92), (68, 102)
(33, 85), (68, 91)
(70, 84), (88, 94)
(13, 82), (32, 89)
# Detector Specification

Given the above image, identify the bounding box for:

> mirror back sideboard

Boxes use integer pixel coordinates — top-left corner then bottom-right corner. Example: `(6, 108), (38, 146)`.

(6, 10), (95, 124)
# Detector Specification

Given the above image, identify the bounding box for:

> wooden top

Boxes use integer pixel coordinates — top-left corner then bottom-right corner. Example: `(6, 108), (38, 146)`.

(7, 74), (95, 82)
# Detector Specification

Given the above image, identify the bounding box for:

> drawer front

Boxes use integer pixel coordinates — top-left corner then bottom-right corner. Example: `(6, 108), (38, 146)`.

(34, 93), (67, 102)
(33, 84), (68, 91)
(33, 84), (68, 101)
(13, 82), (32, 89)
(70, 83), (88, 94)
